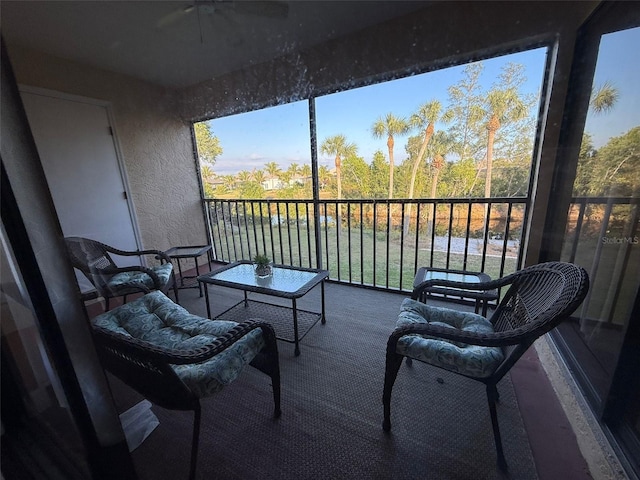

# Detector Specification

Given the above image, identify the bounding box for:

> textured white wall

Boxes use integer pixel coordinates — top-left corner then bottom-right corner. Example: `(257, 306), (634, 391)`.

(9, 46), (206, 252)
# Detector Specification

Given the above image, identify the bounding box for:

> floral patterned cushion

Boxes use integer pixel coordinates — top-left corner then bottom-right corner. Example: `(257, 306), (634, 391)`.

(92, 291), (265, 397)
(395, 298), (504, 378)
(107, 263), (173, 290)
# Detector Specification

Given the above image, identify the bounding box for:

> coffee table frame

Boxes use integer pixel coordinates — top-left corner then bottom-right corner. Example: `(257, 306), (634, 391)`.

(198, 261), (329, 356)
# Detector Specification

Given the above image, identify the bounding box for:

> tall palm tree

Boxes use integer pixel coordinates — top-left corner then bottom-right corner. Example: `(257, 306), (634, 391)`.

(427, 131), (455, 198)
(483, 87), (528, 198)
(320, 135), (357, 199)
(404, 101), (442, 234)
(408, 101), (441, 199)
(423, 132), (454, 236)
(372, 113), (410, 199)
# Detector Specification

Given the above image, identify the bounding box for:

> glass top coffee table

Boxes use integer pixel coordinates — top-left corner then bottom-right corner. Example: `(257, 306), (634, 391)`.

(198, 261), (329, 356)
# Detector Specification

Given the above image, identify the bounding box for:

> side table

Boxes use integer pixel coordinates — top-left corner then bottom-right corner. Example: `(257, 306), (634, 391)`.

(165, 245), (212, 297)
(413, 267), (498, 316)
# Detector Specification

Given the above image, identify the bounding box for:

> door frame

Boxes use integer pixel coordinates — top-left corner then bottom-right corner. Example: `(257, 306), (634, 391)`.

(542, 1), (640, 477)
(18, 85), (143, 251)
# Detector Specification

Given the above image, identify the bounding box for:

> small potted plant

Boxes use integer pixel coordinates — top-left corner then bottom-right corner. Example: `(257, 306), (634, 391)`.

(253, 253), (272, 278)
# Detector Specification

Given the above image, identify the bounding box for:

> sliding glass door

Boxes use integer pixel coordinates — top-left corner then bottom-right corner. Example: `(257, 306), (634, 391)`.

(548, 2), (640, 476)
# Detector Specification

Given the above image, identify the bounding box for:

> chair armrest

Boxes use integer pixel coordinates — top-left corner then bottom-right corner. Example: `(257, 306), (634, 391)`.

(388, 322), (530, 348)
(93, 319), (276, 365)
(102, 244), (173, 264)
(411, 272), (518, 300)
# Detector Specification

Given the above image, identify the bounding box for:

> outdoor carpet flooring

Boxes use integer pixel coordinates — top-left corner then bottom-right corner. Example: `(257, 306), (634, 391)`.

(106, 283), (537, 480)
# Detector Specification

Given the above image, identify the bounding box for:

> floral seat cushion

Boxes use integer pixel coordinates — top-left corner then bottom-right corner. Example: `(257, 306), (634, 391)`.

(108, 263), (173, 291)
(92, 291), (265, 397)
(395, 298), (504, 378)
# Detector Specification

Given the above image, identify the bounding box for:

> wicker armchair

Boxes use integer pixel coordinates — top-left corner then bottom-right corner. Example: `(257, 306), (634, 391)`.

(91, 291), (281, 480)
(383, 261), (589, 471)
(65, 236), (179, 310)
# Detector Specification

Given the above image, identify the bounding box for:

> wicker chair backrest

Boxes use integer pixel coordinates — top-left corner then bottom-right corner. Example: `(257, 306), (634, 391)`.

(488, 262), (588, 379)
(489, 262), (587, 335)
(65, 236), (118, 291)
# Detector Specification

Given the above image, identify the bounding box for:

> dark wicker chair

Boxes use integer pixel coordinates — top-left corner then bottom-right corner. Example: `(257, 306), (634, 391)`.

(383, 261), (589, 471)
(65, 236), (179, 310)
(91, 291), (281, 480)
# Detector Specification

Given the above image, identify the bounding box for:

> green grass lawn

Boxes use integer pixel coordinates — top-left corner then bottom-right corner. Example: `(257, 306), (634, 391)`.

(212, 221), (518, 292)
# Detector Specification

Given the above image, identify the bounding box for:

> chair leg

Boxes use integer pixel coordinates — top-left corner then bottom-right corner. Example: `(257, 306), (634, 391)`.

(173, 285), (180, 304)
(251, 326), (282, 418)
(382, 351), (404, 432)
(189, 403), (202, 480)
(105, 296), (110, 311)
(267, 338), (281, 418)
(172, 274), (180, 305)
(486, 384), (508, 472)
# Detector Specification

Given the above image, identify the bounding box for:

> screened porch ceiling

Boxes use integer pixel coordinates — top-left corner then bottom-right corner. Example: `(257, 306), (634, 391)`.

(0, 0), (431, 88)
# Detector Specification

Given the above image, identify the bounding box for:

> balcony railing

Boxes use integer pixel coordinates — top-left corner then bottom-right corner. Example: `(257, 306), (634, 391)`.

(204, 197), (529, 294)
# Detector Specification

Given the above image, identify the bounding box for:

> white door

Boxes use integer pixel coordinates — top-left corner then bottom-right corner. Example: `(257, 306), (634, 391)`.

(19, 88), (140, 291)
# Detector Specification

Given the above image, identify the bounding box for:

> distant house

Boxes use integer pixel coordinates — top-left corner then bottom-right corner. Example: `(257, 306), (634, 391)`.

(262, 175), (282, 190)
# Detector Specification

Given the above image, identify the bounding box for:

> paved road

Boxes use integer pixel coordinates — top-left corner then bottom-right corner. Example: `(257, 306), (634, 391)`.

(430, 236), (519, 257)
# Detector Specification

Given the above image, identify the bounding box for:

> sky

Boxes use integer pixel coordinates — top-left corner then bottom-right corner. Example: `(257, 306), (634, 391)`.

(206, 27), (639, 175)
(585, 27), (640, 147)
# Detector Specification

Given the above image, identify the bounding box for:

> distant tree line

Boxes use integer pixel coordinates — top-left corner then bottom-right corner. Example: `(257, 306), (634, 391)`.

(195, 62), (634, 202)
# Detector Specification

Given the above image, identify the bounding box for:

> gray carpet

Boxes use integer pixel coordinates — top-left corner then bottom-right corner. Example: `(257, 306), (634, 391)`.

(111, 283), (538, 480)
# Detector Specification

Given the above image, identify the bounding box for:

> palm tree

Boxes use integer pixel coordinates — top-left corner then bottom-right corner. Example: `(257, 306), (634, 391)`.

(237, 170), (252, 184)
(222, 174), (236, 192)
(424, 132), (454, 236)
(300, 164), (312, 185)
(404, 101), (442, 234)
(264, 161), (282, 190)
(372, 113), (409, 199)
(590, 81), (619, 114)
(408, 101), (441, 199)
(253, 169), (266, 187)
(200, 164), (215, 184)
(483, 87), (528, 198)
(200, 164), (216, 198)
(287, 162), (300, 175)
(427, 132), (455, 198)
(318, 165), (332, 190)
(320, 135), (357, 199)
(264, 161), (281, 177)
(287, 163), (301, 186)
